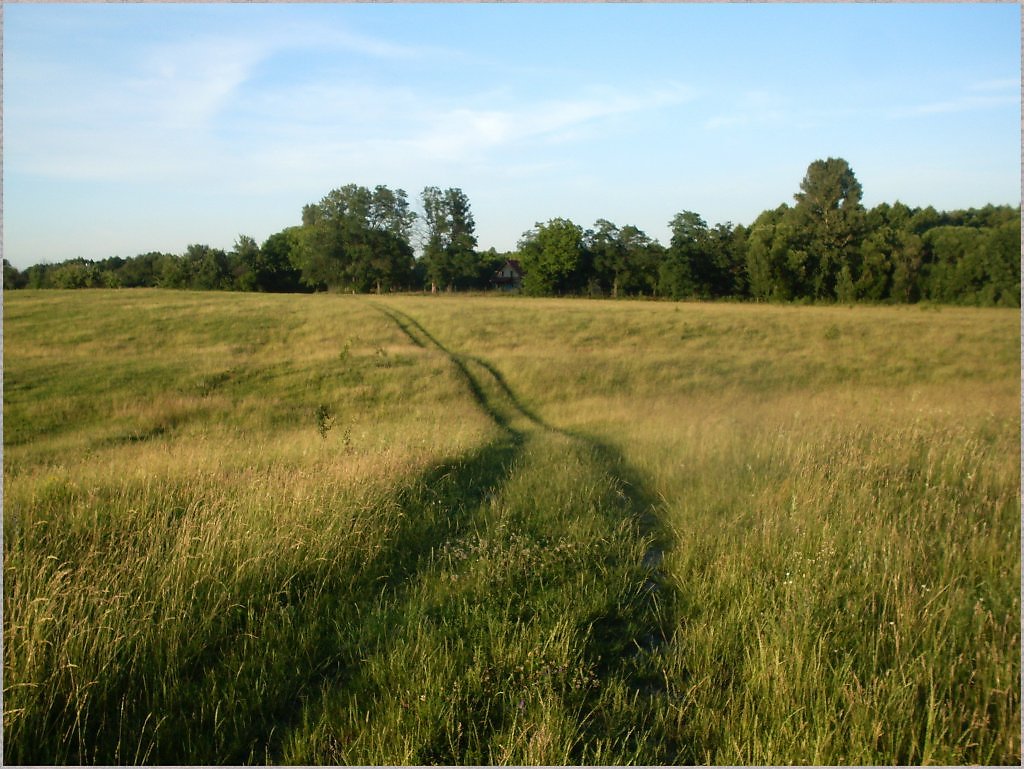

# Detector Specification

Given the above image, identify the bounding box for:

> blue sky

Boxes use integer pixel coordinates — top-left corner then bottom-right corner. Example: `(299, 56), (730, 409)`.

(3, 2), (1020, 269)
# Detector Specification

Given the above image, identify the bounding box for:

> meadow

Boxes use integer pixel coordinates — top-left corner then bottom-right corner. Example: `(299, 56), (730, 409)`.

(3, 289), (1019, 764)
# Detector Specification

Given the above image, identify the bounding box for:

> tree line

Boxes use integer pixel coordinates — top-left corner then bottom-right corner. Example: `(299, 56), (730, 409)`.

(5, 158), (1019, 306)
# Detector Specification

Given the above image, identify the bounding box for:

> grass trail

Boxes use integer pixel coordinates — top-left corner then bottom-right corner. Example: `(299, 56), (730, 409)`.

(272, 300), (675, 763)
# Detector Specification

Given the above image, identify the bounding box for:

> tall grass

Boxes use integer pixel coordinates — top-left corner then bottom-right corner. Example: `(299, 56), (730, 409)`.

(4, 290), (499, 762)
(631, 388), (1019, 763)
(374, 295), (1020, 764)
(4, 290), (1019, 764)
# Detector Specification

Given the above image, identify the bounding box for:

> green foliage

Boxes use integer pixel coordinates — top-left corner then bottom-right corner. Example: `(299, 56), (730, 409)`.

(746, 205), (799, 301)
(293, 184), (416, 292)
(586, 220), (660, 297)
(923, 221), (1020, 306)
(258, 228), (306, 292)
(791, 157), (866, 299)
(51, 259), (106, 289)
(518, 218), (587, 295)
(314, 404), (334, 439)
(3, 259), (27, 290)
(115, 252), (168, 288)
(187, 244), (233, 291)
(7, 165), (1018, 307)
(657, 211), (744, 299)
(421, 187), (483, 291)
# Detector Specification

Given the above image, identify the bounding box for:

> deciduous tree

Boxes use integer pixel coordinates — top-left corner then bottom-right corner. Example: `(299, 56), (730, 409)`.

(517, 218), (586, 296)
(421, 187), (480, 291)
(293, 184), (416, 292)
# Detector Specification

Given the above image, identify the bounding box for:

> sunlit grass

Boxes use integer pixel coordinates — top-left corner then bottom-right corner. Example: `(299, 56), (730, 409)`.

(374, 294), (1020, 764)
(4, 289), (1019, 764)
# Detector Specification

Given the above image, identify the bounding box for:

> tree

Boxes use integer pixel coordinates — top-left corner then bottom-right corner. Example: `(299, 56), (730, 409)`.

(618, 225), (661, 296)
(790, 157), (866, 300)
(587, 219), (624, 297)
(115, 252), (166, 288)
(293, 184), (416, 292)
(230, 235), (261, 291)
(228, 232), (303, 292)
(420, 187), (480, 291)
(720, 223), (750, 299)
(517, 218), (586, 296)
(976, 220), (1021, 307)
(4, 259), (26, 290)
(891, 230), (925, 303)
(658, 211), (704, 299)
(587, 220), (659, 297)
(182, 244), (232, 291)
(855, 225), (898, 301)
(745, 205), (803, 301)
(657, 212), (745, 300)
(259, 228), (305, 292)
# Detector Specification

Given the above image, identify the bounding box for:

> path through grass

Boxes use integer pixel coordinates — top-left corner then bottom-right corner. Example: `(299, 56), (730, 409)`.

(272, 301), (675, 763)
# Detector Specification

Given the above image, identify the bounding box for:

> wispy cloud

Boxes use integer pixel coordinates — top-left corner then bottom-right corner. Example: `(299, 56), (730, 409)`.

(5, 21), (452, 184)
(704, 90), (786, 130)
(201, 80), (696, 198)
(888, 92), (1018, 119)
(968, 77), (1019, 93)
(403, 83), (697, 161)
(129, 36), (272, 130)
(303, 25), (454, 61)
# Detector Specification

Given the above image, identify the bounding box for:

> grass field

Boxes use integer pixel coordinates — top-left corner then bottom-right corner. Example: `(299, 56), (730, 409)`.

(3, 289), (1020, 764)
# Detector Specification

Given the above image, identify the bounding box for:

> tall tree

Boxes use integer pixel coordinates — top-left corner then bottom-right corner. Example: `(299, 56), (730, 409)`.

(658, 211), (744, 299)
(230, 235), (263, 291)
(587, 219), (624, 296)
(258, 228), (305, 292)
(790, 157), (867, 299)
(976, 220), (1021, 307)
(659, 211), (704, 299)
(420, 187), (480, 291)
(718, 222), (750, 298)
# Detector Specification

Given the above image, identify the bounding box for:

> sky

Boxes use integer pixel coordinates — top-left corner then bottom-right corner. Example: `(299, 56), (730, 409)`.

(2, 1), (1020, 269)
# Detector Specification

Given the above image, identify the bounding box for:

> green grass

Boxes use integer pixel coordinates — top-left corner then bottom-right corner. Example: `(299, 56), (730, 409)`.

(4, 289), (1019, 764)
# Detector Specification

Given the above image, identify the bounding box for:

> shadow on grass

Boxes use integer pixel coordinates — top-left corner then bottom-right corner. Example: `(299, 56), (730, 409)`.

(372, 301), (680, 757)
(8, 299), (534, 766)
(376, 305), (674, 616)
(48, 300), (681, 765)
(62, 434), (527, 766)
(256, 433), (524, 762)
(373, 302), (520, 436)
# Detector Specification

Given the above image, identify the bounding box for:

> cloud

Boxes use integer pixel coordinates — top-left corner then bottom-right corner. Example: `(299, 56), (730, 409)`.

(968, 78), (1019, 93)
(305, 25), (452, 61)
(127, 36), (272, 130)
(5, 19), (452, 185)
(704, 89), (787, 130)
(888, 92), (1018, 118)
(189, 80), (694, 191)
(406, 83), (697, 161)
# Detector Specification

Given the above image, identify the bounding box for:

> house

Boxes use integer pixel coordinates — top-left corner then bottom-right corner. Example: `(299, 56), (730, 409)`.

(493, 259), (523, 291)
